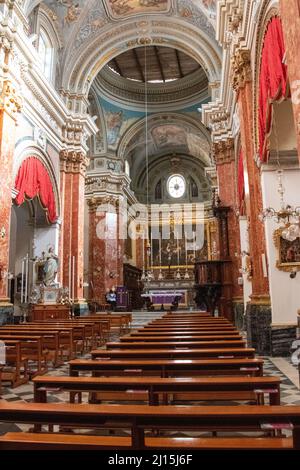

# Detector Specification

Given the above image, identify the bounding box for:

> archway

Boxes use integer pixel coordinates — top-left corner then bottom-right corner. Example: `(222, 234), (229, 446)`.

(8, 156), (60, 319)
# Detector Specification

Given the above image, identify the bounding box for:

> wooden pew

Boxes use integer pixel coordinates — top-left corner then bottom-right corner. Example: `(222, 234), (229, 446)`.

(0, 328), (63, 367)
(91, 347), (256, 359)
(0, 433), (293, 450)
(164, 312), (211, 316)
(134, 330), (240, 336)
(106, 340), (247, 349)
(89, 314), (131, 333)
(0, 402), (299, 449)
(150, 320), (230, 324)
(69, 357), (264, 378)
(147, 322), (232, 328)
(0, 325), (77, 359)
(30, 322), (90, 353)
(0, 340), (29, 387)
(120, 335), (242, 342)
(143, 325), (237, 331)
(32, 375), (281, 405)
(0, 334), (47, 377)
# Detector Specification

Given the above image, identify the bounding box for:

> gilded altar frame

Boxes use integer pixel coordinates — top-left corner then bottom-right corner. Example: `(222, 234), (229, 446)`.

(273, 225), (300, 273)
(149, 216), (216, 270)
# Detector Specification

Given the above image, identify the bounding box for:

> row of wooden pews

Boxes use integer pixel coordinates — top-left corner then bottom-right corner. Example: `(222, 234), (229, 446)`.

(0, 315), (115, 387)
(0, 311), (299, 450)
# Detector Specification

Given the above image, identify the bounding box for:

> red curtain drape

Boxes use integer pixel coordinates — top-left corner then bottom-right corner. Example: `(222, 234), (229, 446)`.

(259, 16), (289, 162)
(238, 149), (245, 215)
(14, 157), (57, 224)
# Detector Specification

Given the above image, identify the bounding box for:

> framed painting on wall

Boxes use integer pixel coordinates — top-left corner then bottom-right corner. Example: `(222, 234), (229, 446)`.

(273, 225), (300, 273)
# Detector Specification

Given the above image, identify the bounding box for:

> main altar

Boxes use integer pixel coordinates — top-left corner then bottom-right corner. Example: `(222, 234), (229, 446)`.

(141, 278), (194, 310)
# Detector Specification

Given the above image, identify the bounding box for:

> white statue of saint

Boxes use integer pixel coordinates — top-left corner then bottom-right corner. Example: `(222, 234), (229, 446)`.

(43, 247), (58, 286)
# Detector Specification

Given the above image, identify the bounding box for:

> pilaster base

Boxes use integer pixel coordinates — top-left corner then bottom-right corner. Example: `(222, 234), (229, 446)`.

(271, 325), (297, 357)
(232, 298), (245, 331)
(0, 303), (14, 325)
(246, 297), (297, 356)
(246, 298), (272, 355)
(72, 301), (89, 317)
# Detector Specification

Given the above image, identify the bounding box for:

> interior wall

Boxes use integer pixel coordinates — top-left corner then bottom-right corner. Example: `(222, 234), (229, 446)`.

(270, 101), (298, 152)
(239, 216), (252, 311)
(261, 167), (300, 325)
(9, 204), (33, 278)
(83, 199), (90, 300)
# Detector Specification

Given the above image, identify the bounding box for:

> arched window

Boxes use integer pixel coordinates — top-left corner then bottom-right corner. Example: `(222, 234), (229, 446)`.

(155, 179), (162, 200)
(38, 29), (53, 80)
(190, 177), (198, 198)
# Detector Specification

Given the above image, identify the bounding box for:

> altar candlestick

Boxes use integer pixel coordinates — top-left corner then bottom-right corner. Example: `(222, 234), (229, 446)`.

(193, 231), (196, 262)
(25, 254), (29, 304)
(72, 256), (75, 302)
(142, 232), (145, 268)
(185, 232), (188, 266)
(21, 258), (24, 304)
(68, 255), (72, 301)
(159, 232), (162, 266)
(177, 231), (180, 267)
(150, 231), (153, 268)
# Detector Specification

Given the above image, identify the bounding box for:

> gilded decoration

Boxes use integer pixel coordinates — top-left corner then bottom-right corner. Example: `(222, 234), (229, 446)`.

(0, 80), (22, 118)
(273, 224), (300, 273)
(231, 49), (251, 92)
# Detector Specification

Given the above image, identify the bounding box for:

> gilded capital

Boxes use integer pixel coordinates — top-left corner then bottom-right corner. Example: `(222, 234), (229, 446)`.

(0, 79), (22, 119)
(87, 195), (120, 212)
(231, 49), (252, 91)
(213, 138), (235, 165)
(60, 149), (89, 174)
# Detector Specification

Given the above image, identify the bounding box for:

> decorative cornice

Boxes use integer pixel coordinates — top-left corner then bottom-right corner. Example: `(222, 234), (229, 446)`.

(231, 49), (252, 91)
(59, 150), (89, 175)
(213, 138), (234, 165)
(85, 171), (132, 201)
(204, 1), (257, 142)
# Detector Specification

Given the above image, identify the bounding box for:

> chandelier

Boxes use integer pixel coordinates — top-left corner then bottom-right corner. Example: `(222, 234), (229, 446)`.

(259, 170), (300, 241)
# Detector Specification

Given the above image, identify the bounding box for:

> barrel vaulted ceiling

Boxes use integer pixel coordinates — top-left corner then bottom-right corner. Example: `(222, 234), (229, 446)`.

(23, 1), (218, 198)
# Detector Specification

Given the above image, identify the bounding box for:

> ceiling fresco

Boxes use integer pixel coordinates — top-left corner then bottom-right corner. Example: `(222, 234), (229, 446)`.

(103, 0), (172, 20)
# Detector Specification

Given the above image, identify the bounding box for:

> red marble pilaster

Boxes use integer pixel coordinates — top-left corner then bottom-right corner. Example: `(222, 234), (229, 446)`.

(135, 236), (144, 271)
(60, 151), (88, 303)
(214, 139), (243, 300)
(88, 197), (124, 303)
(280, 0), (300, 161)
(238, 82), (270, 301)
(0, 81), (22, 303)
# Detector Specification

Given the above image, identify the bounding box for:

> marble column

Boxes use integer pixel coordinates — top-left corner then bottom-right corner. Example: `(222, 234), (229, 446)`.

(88, 196), (124, 304)
(232, 49), (272, 354)
(214, 139), (244, 323)
(60, 150), (89, 315)
(280, 0), (300, 162)
(0, 80), (22, 323)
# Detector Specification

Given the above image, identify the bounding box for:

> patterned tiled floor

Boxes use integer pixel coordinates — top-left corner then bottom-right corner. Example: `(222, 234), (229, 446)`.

(1, 323), (300, 436)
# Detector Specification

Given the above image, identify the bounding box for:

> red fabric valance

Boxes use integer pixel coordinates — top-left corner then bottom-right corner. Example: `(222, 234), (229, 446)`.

(238, 149), (245, 215)
(14, 157), (57, 224)
(259, 17), (288, 162)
